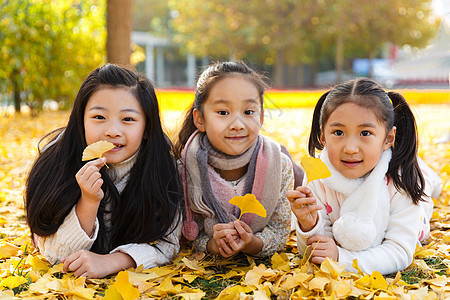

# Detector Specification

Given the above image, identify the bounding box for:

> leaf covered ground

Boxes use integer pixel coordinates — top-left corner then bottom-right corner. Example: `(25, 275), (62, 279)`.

(0, 103), (449, 299)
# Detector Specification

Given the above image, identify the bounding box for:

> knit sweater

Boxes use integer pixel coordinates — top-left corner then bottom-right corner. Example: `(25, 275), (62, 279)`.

(295, 170), (435, 275)
(191, 153), (294, 257)
(36, 154), (181, 270)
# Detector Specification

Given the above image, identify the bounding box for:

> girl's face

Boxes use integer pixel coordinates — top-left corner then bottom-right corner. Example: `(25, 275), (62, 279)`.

(193, 75), (263, 156)
(321, 102), (395, 179)
(84, 87), (146, 164)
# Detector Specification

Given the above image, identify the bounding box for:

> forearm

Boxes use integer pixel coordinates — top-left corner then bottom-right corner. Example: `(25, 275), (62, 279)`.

(75, 196), (100, 236)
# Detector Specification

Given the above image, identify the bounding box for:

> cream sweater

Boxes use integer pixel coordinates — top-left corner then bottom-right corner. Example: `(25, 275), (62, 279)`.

(295, 161), (435, 275)
(36, 154), (181, 270)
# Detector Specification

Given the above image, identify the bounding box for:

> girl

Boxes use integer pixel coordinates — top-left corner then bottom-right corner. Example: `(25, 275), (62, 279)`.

(288, 78), (436, 275)
(176, 61), (294, 258)
(25, 64), (182, 278)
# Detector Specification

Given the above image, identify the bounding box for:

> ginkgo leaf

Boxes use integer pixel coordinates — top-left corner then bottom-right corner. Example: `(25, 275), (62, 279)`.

(301, 156), (331, 184)
(81, 140), (115, 161)
(228, 193), (267, 220)
(111, 271), (140, 300)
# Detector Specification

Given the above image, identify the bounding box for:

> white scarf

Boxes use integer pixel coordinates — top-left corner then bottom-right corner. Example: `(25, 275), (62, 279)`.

(320, 148), (392, 251)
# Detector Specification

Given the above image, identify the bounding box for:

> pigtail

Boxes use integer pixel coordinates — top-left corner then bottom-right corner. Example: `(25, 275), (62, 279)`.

(175, 104), (197, 159)
(308, 91), (330, 157)
(387, 91), (425, 204)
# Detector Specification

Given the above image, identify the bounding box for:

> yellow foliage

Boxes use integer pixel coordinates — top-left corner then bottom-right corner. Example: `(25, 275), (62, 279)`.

(0, 103), (449, 299)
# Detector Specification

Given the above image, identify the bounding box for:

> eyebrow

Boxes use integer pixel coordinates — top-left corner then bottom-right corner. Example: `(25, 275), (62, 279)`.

(88, 106), (141, 114)
(329, 122), (376, 128)
(211, 98), (260, 105)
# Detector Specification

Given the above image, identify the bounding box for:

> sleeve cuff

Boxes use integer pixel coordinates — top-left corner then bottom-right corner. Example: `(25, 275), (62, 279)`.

(294, 211), (323, 238)
(37, 205), (98, 264)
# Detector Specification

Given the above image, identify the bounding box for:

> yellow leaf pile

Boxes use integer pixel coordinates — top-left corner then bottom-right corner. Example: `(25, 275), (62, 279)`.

(1, 104), (449, 299)
(229, 194), (267, 220)
(82, 140), (115, 161)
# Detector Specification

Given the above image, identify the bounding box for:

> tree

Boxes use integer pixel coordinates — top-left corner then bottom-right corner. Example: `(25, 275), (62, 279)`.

(320, 0), (438, 82)
(107, 0), (133, 67)
(170, 0), (256, 60)
(0, 0), (106, 113)
(250, 0), (324, 86)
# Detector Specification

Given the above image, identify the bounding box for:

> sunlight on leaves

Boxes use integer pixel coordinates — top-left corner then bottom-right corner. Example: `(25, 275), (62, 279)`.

(0, 105), (449, 299)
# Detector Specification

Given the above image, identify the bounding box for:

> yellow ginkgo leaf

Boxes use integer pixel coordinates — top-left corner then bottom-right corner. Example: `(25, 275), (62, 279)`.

(111, 271), (140, 300)
(369, 271), (388, 290)
(82, 140), (115, 161)
(301, 156), (331, 184)
(228, 193), (267, 220)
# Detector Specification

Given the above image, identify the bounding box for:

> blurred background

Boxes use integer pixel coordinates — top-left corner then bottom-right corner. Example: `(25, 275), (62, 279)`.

(0, 0), (449, 114)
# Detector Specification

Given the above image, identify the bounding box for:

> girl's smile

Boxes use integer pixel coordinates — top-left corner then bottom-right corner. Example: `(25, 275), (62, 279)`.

(341, 160), (362, 168)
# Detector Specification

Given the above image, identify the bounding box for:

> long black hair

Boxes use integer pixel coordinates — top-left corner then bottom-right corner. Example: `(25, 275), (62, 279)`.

(25, 64), (181, 253)
(174, 61), (269, 159)
(308, 77), (425, 204)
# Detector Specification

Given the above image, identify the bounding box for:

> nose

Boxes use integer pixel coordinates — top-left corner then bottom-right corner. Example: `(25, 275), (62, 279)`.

(104, 122), (122, 138)
(343, 137), (359, 154)
(229, 116), (245, 131)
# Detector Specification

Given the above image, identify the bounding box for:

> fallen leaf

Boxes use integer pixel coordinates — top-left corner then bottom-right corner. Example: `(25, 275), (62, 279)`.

(81, 140), (114, 161)
(301, 156), (331, 184)
(0, 276), (27, 289)
(370, 271), (388, 291)
(108, 271), (140, 300)
(228, 193), (267, 220)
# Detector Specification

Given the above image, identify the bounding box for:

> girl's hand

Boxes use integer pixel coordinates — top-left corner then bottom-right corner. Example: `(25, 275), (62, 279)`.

(219, 221), (262, 257)
(287, 186), (322, 232)
(61, 250), (135, 279)
(75, 158), (106, 203)
(207, 222), (239, 255)
(307, 234), (338, 263)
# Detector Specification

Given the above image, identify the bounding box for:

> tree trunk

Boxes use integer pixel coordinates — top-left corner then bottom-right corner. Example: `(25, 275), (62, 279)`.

(107, 0), (133, 68)
(274, 50), (284, 87)
(335, 34), (344, 83)
(11, 69), (21, 113)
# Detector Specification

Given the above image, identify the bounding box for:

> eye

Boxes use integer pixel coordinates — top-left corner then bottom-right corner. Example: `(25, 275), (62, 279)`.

(218, 110), (228, 116)
(244, 110), (255, 115)
(123, 117), (135, 122)
(93, 115), (105, 120)
(332, 130), (343, 136)
(361, 130), (371, 137)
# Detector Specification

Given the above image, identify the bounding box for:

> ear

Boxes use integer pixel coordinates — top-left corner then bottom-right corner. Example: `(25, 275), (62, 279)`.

(193, 109), (206, 132)
(383, 126), (396, 150)
(320, 131), (326, 146)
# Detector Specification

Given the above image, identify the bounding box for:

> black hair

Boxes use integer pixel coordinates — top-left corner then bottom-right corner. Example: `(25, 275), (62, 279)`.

(25, 64), (181, 253)
(175, 61), (269, 159)
(308, 77), (425, 204)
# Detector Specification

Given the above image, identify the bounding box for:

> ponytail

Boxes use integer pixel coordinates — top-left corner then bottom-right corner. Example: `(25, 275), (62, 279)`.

(308, 91), (329, 157)
(387, 91), (425, 204)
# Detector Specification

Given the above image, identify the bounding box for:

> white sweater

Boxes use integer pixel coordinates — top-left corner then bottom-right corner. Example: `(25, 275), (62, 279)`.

(36, 154), (181, 270)
(295, 172), (434, 275)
